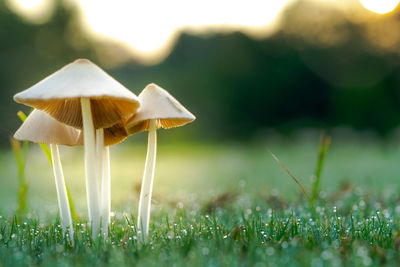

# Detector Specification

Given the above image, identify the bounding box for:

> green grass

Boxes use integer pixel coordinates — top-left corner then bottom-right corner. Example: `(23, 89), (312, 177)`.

(0, 192), (399, 266)
(1, 133), (400, 266)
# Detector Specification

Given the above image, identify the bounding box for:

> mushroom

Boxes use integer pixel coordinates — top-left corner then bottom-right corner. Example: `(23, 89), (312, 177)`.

(13, 59), (140, 238)
(125, 83), (195, 238)
(14, 109), (80, 242)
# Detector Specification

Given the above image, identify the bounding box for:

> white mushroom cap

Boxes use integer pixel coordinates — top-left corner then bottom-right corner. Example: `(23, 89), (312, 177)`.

(14, 59), (140, 129)
(14, 109), (81, 146)
(126, 83), (196, 134)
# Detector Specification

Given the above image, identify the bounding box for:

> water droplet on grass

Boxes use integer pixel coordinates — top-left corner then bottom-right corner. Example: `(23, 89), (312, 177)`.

(202, 247), (209, 255)
(266, 247), (275, 255)
(167, 231), (174, 239)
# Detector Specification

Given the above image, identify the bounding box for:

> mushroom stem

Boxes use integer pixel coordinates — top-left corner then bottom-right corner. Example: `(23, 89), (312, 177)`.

(137, 119), (157, 239)
(101, 145), (111, 236)
(50, 144), (74, 243)
(95, 128), (110, 237)
(81, 98), (100, 239)
(95, 128), (104, 202)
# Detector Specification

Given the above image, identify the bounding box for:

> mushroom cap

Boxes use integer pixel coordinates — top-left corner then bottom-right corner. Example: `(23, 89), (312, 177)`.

(77, 122), (128, 146)
(14, 109), (81, 146)
(126, 83), (196, 134)
(14, 59), (140, 129)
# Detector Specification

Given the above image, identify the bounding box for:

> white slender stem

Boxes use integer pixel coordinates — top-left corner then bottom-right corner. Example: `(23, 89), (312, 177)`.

(50, 144), (74, 243)
(101, 146), (110, 236)
(96, 128), (104, 204)
(137, 119), (157, 239)
(81, 98), (100, 239)
(95, 128), (110, 237)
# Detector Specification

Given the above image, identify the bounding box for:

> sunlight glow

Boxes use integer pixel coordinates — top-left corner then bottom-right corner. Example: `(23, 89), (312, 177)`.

(13, 0), (399, 64)
(14, 0), (43, 9)
(360, 0), (400, 14)
(6, 0), (53, 23)
(76, 0), (294, 63)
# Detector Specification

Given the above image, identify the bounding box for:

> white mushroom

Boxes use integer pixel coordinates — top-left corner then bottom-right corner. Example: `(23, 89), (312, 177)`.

(126, 83), (195, 239)
(13, 59), (140, 238)
(14, 109), (80, 242)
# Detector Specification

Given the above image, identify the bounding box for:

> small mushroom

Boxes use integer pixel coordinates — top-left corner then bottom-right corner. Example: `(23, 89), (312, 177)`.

(14, 109), (80, 242)
(126, 83), (195, 238)
(14, 59), (140, 238)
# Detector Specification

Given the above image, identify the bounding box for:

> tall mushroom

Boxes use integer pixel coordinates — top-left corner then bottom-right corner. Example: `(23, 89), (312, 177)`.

(14, 109), (80, 242)
(13, 59), (140, 238)
(125, 83), (195, 239)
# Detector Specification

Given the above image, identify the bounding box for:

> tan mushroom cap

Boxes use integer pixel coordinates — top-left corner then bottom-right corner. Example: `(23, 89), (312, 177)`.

(14, 109), (81, 146)
(126, 83), (196, 134)
(13, 59), (140, 129)
(77, 122), (128, 146)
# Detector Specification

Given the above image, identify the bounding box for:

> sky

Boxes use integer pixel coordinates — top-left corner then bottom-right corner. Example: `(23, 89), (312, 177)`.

(6, 0), (400, 64)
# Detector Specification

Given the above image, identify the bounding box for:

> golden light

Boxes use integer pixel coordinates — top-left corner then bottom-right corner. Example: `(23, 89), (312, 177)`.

(13, 0), (387, 64)
(360, 0), (400, 14)
(76, 0), (294, 63)
(7, 0), (294, 63)
(6, 0), (53, 23)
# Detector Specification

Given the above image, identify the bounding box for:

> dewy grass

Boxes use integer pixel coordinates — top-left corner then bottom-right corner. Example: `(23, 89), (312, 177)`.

(3, 140), (400, 265)
(0, 192), (399, 266)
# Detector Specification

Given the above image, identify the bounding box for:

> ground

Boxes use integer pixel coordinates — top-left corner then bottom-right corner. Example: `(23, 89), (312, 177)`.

(0, 131), (399, 266)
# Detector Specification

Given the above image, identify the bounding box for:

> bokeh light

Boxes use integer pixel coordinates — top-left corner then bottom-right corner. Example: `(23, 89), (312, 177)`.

(6, 0), (53, 23)
(360, 0), (400, 14)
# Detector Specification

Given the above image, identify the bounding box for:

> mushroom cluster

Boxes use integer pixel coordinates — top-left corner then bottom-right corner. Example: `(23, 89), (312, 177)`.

(13, 59), (195, 240)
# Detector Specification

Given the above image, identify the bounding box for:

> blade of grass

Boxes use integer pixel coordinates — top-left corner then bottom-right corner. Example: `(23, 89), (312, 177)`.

(39, 143), (52, 165)
(270, 151), (311, 201)
(311, 132), (331, 204)
(269, 150), (318, 218)
(17, 111), (77, 220)
(65, 184), (77, 221)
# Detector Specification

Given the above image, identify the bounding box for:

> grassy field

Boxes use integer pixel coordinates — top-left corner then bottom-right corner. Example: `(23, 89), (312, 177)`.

(1, 132), (400, 266)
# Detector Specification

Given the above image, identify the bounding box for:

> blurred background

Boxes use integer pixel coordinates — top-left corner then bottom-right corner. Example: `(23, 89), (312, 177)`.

(1, 0), (400, 215)
(2, 0), (400, 143)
